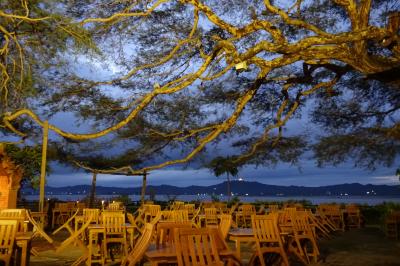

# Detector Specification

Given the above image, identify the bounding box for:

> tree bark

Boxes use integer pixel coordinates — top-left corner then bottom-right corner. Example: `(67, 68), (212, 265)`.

(226, 173), (231, 200)
(89, 172), (97, 208)
(140, 172), (147, 205)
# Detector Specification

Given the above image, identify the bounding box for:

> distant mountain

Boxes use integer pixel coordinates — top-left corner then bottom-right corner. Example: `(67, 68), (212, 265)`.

(21, 181), (400, 197)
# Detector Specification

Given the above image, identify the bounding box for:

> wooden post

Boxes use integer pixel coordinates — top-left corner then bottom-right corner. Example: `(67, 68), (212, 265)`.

(140, 171), (147, 205)
(39, 120), (49, 213)
(89, 172), (97, 208)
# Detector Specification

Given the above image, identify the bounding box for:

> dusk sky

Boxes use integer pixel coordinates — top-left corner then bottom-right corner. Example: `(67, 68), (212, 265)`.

(46, 160), (399, 188)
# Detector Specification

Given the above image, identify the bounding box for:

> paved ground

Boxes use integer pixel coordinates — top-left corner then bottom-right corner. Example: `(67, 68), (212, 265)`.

(29, 226), (400, 266)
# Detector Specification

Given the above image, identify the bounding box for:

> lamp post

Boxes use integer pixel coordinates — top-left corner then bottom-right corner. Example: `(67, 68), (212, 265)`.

(39, 120), (49, 213)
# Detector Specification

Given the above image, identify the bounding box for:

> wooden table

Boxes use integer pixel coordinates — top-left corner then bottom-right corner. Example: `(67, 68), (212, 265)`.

(228, 228), (255, 260)
(16, 232), (33, 266)
(145, 244), (239, 266)
(72, 224), (136, 266)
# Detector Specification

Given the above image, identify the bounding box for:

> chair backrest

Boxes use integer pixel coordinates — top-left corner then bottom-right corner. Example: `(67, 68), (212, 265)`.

(102, 212), (125, 234)
(214, 203), (227, 214)
(171, 210), (189, 222)
(278, 207), (296, 227)
(171, 201), (185, 210)
(108, 202), (124, 211)
(58, 203), (70, 213)
(123, 223), (154, 266)
(184, 204), (196, 215)
(218, 214), (232, 239)
(156, 221), (192, 246)
(161, 210), (173, 221)
(228, 203), (239, 215)
(268, 204), (279, 213)
(0, 220), (18, 261)
(252, 214), (283, 245)
(174, 227), (223, 266)
(144, 205), (161, 217)
(76, 202), (86, 210)
(83, 208), (100, 223)
(239, 204), (255, 215)
(66, 202), (76, 211)
(202, 202), (215, 209)
(205, 208), (218, 226)
(291, 211), (313, 234)
(0, 209), (27, 232)
(0, 209), (26, 218)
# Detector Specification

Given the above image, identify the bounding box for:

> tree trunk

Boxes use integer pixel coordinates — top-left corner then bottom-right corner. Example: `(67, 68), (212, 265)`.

(89, 172), (97, 208)
(226, 173), (231, 200)
(140, 172), (147, 205)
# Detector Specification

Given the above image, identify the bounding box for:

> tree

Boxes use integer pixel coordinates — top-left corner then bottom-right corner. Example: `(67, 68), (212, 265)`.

(2, 143), (44, 188)
(0, 0), (399, 177)
(209, 156), (240, 198)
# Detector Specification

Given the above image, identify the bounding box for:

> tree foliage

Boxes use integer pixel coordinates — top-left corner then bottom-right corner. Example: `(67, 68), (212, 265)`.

(0, 0), (399, 176)
(4, 144), (45, 188)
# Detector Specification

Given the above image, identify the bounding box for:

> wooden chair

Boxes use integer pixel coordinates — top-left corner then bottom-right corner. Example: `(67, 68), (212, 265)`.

(171, 210), (189, 222)
(171, 201), (185, 210)
(305, 209), (331, 239)
(144, 204), (161, 223)
(0, 220), (18, 266)
(184, 204), (196, 219)
(76, 202), (86, 211)
(278, 207), (297, 233)
(288, 211), (319, 264)
(121, 223), (154, 266)
(55, 214), (94, 266)
(268, 204), (279, 213)
(52, 209), (79, 236)
(174, 227), (224, 266)
(249, 214), (289, 266)
(107, 202), (125, 211)
(83, 208), (100, 224)
(214, 202), (228, 214)
(228, 203), (239, 228)
(237, 204), (255, 228)
(318, 204), (344, 231)
(26, 210), (54, 257)
(314, 210), (337, 233)
(56, 203), (71, 226)
(0, 208), (27, 232)
(205, 208), (219, 227)
(345, 204), (361, 229)
(257, 205), (266, 214)
(102, 212), (128, 262)
(219, 214), (232, 240)
(155, 221), (192, 247)
(385, 211), (400, 240)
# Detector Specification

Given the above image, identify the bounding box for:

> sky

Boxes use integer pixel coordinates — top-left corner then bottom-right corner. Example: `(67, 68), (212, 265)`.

(46, 160), (399, 188)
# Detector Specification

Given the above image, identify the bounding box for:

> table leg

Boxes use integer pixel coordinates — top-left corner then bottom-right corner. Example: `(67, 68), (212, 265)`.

(17, 239), (31, 266)
(234, 239), (241, 260)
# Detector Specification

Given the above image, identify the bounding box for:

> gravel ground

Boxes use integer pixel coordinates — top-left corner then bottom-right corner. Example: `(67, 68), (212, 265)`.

(29, 227), (400, 266)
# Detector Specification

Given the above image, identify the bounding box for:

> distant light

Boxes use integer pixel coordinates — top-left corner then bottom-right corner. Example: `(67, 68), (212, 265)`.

(366, 191), (370, 194)
(245, 193), (249, 196)
(238, 177), (243, 181)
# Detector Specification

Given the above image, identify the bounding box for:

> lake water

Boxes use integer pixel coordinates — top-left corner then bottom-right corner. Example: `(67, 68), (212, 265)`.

(22, 194), (400, 205)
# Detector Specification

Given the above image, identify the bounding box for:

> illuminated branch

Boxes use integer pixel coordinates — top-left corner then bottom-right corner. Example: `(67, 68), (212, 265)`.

(74, 75), (266, 174)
